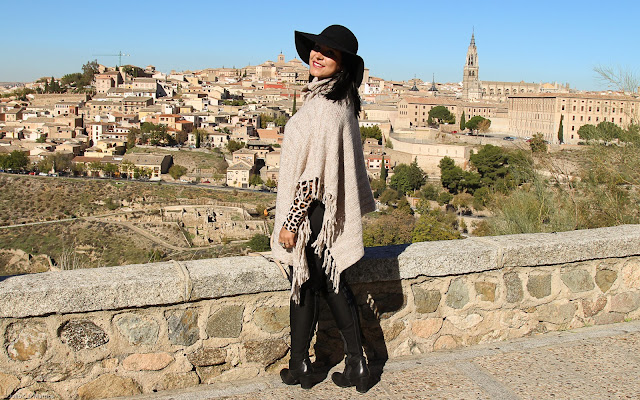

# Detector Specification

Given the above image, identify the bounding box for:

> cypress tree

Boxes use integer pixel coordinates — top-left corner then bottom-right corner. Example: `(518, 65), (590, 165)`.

(292, 90), (297, 115)
(558, 115), (564, 144)
(460, 111), (466, 131)
(380, 155), (387, 187)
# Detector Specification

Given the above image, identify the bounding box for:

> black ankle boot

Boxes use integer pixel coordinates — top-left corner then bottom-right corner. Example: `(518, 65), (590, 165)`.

(280, 356), (314, 389)
(331, 355), (370, 393)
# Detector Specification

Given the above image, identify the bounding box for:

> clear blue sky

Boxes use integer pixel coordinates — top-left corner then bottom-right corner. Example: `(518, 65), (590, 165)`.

(3, 0), (638, 91)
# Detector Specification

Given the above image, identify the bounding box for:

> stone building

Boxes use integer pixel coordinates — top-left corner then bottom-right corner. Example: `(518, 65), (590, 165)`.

(508, 93), (640, 144)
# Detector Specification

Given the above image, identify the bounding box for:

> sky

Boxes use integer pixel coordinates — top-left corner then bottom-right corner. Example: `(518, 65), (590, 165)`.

(2, 0), (639, 91)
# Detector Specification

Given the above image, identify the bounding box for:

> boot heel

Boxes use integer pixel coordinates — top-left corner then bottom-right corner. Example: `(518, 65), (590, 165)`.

(299, 375), (314, 390)
(355, 376), (369, 393)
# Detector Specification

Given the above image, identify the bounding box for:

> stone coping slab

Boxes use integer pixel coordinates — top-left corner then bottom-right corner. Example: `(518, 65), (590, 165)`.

(2, 225), (640, 318)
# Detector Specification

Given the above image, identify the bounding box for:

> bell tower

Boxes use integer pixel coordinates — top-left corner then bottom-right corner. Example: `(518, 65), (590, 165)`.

(462, 31), (482, 100)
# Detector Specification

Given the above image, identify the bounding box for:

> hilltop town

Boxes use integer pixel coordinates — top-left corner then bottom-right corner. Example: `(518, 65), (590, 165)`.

(1, 34), (640, 274)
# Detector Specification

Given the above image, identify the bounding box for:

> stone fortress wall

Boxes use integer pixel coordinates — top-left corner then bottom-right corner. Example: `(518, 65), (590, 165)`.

(1, 225), (640, 399)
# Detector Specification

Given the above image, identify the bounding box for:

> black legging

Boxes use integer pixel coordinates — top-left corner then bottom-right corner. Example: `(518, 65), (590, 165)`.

(289, 201), (363, 364)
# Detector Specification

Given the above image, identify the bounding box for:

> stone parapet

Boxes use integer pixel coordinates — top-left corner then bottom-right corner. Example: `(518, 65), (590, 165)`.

(1, 225), (640, 399)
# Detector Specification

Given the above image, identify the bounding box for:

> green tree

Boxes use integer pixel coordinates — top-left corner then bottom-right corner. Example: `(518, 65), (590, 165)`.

(127, 128), (138, 149)
(265, 178), (277, 190)
(362, 209), (416, 247)
(529, 133), (548, 153)
(360, 126), (382, 143)
(439, 157), (466, 194)
(470, 145), (510, 185)
(88, 161), (103, 176)
(102, 163), (118, 177)
(2, 151), (29, 170)
(81, 60), (99, 87)
(176, 131), (188, 145)
(248, 234), (271, 252)
(558, 115), (564, 144)
(379, 188), (399, 205)
(226, 139), (245, 153)
(428, 106), (455, 125)
(412, 211), (462, 242)
(380, 155), (388, 184)
(36, 135), (46, 143)
(577, 124), (598, 142)
(460, 111), (466, 131)
(195, 130), (201, 148)
(249, 174), (264, 187)
(389, 160), (426, 195)
(169, 165), (188, 180)
(465, 115), (490, 131)
(292, 90), (297, 115)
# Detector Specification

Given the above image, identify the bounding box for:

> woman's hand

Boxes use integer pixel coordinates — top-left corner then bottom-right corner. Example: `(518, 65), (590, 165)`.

(278, 227), (296, 249)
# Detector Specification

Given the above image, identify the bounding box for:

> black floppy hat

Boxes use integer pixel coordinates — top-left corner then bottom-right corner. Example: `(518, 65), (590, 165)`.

(295, 24), (365, 86)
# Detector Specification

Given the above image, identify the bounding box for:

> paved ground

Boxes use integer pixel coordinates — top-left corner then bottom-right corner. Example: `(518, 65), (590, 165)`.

(125, 320), (640, 400)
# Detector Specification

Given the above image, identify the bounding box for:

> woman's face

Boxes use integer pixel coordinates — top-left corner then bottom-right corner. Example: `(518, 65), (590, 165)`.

(309, 43), (342, 79)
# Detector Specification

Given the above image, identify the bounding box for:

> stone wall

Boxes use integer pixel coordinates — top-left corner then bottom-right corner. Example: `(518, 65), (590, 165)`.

(1, 225), (640, 399)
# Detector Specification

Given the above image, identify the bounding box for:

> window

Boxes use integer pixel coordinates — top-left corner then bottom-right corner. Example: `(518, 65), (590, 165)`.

(572, 116), (575, 121)
(581, 106), (584, 111)
(597, 107), (600, 112)
(573, 106), (576, 111)
(562, 105), (565, 110)
(572, 126), (575, 131)
(596, 117), (599, 121)
(589, 107), (592, 112)
(580, 116), (583, 121)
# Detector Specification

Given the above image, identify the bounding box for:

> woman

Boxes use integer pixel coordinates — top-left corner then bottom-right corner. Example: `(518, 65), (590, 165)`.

(270, 25), (375, 393)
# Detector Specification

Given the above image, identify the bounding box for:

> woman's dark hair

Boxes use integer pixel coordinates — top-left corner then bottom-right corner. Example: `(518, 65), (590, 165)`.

(311, 54), (362, 117)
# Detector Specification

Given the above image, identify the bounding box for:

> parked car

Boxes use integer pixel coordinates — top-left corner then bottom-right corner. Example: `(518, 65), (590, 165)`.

(503, 136), (516, 141)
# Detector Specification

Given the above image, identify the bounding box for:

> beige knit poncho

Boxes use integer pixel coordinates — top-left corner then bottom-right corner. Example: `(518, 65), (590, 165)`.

(271, 77), (375, 302)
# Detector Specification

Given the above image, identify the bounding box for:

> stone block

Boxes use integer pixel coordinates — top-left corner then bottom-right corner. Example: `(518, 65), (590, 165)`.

(595, 269), (617, 293)
(561, 268), (595, 293)
(381, 320), (405, 342)
(114, 313), (159, 345)
(151, 372), (200, 392)
(527, 274), (552, 299)
(536, 302), (576, 325)
(594, 312), (626, 325)
(206, 305), (244, 338)
(433, 335), (458, 350)
(59, 320), (108, 351)
(186, 257), (289, 301)
(411, 318), (443, 339)
(446, 314), (484, 331)
(166, 308), (199, 346)
(243, 339), (288, 367)
(480, 225), (640, 268)
(475, 281), (496, 302)
(122, 352), (174, 371)
(77, 374), (142, 400)
(0, 262), (186, 318)
(187, 347), (227, 367)
(252, 306), (289, 333)
(196, 364), (230, 384)
(412, 286), (441, 313)
(0, 372), (20, 399)
(621, 258), (640, 289)
(582, 297), (607, 318)
(31, 362), (90, 383)
(445, 278), (469, 309)
(610, 292), (640, 313)
(352, 239), (500, 283)
(5, 321), (48, 361)
(504, 272), (523, 303)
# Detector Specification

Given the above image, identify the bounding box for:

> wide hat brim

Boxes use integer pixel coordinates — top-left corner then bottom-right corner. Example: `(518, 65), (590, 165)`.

(295, 25), (365, 87)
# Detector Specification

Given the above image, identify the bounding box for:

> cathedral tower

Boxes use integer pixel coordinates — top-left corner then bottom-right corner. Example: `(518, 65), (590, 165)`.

(462, 32), (482, 100)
